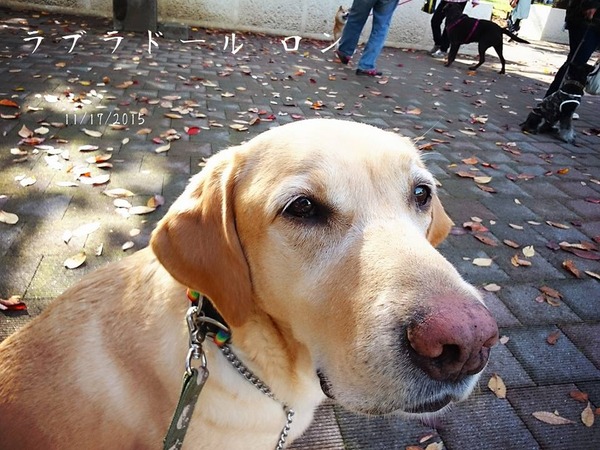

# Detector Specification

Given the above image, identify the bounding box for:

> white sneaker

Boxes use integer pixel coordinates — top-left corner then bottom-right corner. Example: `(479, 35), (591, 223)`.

(431, 49), (447, 59)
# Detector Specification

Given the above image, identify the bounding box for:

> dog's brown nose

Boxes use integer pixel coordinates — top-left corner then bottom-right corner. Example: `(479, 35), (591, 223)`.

(406, 296), (498, 382)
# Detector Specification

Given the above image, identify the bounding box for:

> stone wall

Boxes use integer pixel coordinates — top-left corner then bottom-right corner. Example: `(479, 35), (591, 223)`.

(0, 0), (565, 49)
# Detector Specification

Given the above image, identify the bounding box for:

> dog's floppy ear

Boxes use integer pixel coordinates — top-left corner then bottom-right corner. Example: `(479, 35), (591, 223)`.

(426, 195), (454, 247)
(150, 149), (253, 327)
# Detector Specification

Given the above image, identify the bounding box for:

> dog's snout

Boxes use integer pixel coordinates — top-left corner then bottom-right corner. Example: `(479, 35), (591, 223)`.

(406, 296), (498, 382)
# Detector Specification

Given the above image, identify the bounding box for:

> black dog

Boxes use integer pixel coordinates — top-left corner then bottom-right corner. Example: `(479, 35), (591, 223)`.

(444, 3), (529, 74)
(520, 63), (593, 144)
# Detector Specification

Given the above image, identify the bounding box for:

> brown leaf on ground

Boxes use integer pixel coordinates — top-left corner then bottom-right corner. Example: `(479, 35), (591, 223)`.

(569, 389), (589, 403)
(532, 411), (575, 425)
(547, 221), (570, 229)
(511, 254), (531, 267)
(546, 330), (561, 345)
(585, 270), (600, 281)
(64, 251), (86, 269)
(463, 221), (489, 233)
(488, 373), (507, 399)
(539, 286), (562, 299)
(0, 295), (27, 311)
(477, 184), (497, 193)
(462, 157), (479, 165)
(0, 99), (19, 108)
(0, 210), (19, 224)
(582, 403), (595, 427)
(503, 239), (521, 249)
(562, 260), (582, 278)
(474, 234), (498, 246)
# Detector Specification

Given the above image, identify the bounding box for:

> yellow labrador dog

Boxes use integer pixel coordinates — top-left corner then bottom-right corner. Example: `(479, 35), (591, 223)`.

(0, 119), (498, 449)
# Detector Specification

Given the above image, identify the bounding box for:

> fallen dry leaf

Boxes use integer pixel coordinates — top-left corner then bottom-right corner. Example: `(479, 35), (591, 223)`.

(473, 257), (493, 267)
(122, 241), (135, 251)
(511, 254), (531, 267)
(0, 99), (19, 108)
(488, 373), (507, 399)
(522, 246), (535, 258)
(82, 128), (103, 138)
(569, 389), (589, 403)
(103, 188), (135, 198)
(503, 239), (521, 249)
(474, 176), (492, 184)
(483, 283), (501, 292)
(0, 210), (19, 224)
(474, 235), (498, 246)
(129, 205), (156, 215)
(64, 251), (86, 269)
(71, 221), (101, 238)
(0, 295), (27, 311)
(547, 221), (570, 229)
(547, 330), (561, 345)
(532, 411), (575, 425)
(562, 260), (582, 278)
(582, 403), (594, 427)
(585, 270), (600, 281)
(155, 143), (171, 154)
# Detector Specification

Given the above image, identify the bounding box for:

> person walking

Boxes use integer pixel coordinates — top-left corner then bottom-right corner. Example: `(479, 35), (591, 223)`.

(429, 0), (479, 58)
(506, 0), (532, 34)
(544, 0), (600, 97)
(335, 0), (400, 76)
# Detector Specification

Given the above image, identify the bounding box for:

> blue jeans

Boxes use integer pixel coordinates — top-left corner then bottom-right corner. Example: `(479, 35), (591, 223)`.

(545, 24), (600, 96)
(338, 0), (399, 71)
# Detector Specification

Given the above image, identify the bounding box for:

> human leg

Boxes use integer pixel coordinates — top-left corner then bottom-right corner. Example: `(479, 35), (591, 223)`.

(338, 0), (376, 60)
(431, 0), (448, 51)
(440, 1), (467, 52)
(545, 26), (600, 96)
(356, 0), (399, 71)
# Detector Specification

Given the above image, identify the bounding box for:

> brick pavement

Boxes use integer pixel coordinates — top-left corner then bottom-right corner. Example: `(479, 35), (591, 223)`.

(0, 8), (599, 450)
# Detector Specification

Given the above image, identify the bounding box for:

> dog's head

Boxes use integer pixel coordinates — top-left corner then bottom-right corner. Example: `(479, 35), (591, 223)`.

(151, 119), (498, 418)
(443, 2), (464, 23)
(335, 5), (349, 24)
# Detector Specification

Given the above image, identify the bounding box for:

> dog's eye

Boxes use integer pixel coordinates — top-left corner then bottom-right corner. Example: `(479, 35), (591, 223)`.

(283, 196), (317, 219)
(413, 185), (432, 208)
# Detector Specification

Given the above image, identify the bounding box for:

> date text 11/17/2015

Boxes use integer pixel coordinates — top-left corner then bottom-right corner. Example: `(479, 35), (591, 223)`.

(64, 111), (145, 127)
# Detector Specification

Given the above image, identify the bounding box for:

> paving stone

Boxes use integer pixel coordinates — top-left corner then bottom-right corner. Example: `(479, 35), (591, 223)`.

(561, 323), (600, 369)
(505, 326), (600, 385)
(335, 404), (443, 450)
(497, 284), (581, 326)
(507, 384), (600, 449)
(437, 391), (538, 450)
(290, 401), (345, 449)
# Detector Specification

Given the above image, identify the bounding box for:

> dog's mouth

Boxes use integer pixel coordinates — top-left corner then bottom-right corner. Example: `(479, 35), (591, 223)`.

(317, 370), (335, 399)
(404, 394), (453, 414)
(317, 369), (455, 414)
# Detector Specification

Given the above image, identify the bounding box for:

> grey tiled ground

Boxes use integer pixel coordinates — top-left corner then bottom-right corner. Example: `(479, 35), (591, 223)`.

(1, 7), (599, 450)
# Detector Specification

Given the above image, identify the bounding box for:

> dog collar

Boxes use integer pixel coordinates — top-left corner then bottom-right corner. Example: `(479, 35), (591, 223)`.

(163, 290), (295, 450)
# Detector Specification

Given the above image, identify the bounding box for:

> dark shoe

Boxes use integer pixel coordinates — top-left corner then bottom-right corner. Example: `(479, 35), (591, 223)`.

(356, 68), (382, 77)
(335, 49), (350, 65)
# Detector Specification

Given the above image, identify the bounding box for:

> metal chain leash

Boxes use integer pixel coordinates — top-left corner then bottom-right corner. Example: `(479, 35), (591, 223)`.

(220, 344), (295, 450)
